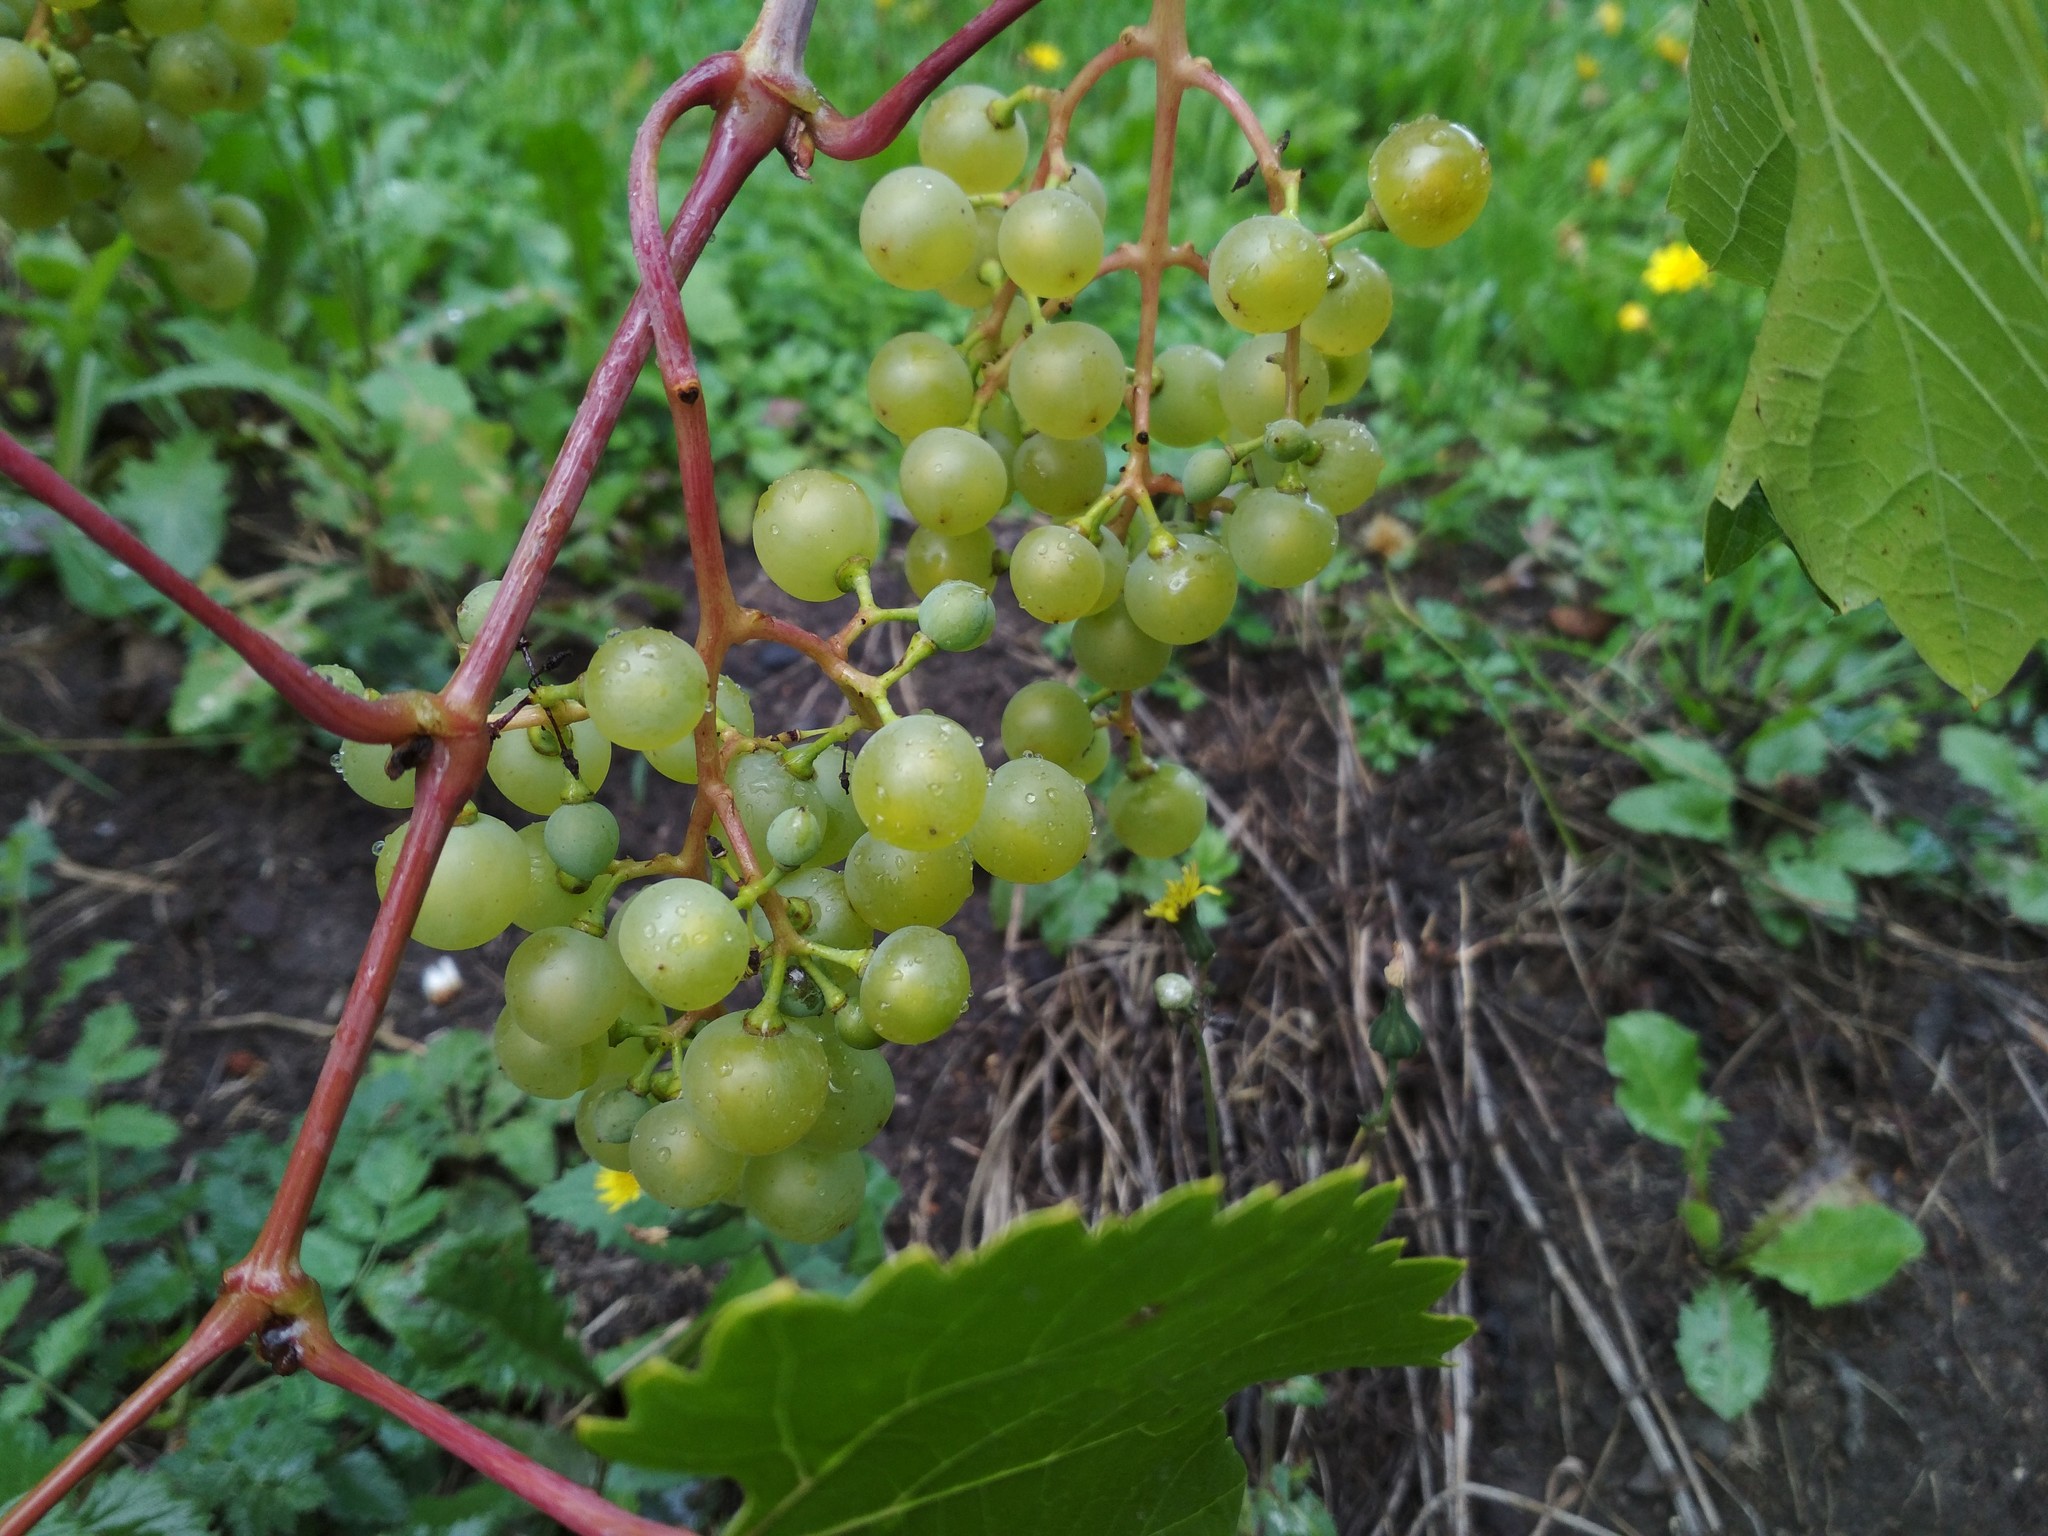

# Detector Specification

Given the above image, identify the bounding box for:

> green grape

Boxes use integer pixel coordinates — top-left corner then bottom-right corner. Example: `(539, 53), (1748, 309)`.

(584, 627), (708, 751)
(1009, 524), (1103, 623)
(801, 746), (866, 866)
(918, 579), (997, 652)
(1181, 446), (1235, 505)
(753, 468), (879, 603)
(970, 757), (1092, 884)
(917, 83), (1028, 194)
(147, 29), (236, 116)
(616, 878), (753, 1010)
(336, 737), (415, 809)
(454, 579), (500, 644)
(843, 834), (972, 931)
(899, 426), (1008, 535)
(120, 182), (208, 259)
(1124, 532), (1238, 645)
(512, 822), (603, 933)
(774, 866), (871, 950)
(217, 39), (270, 113)
(644, 674), (750, 784)
(209, 193), (266, 250)
(1324, 348), (1371, 407)
(981, 390), (1023, 444)
(119, 103), (204, 189)
(1068, 725), (1112, 783)
(1225, 487), (1337, 588)
(1147, 344), (1226, 448)
(169, 227), (256, 311)
(742, 1144), (865, 1243)
(1368, 116), (1491, 249)
(630, 1098), (746, 1209)
(212, 0), (296, 47)
(67, 151), (118, 203)
(1012, 433), (1106, 516)
(0, 38), (53, 135)
(837, 1000), (883, 1051)
(868, 331), (973, 440)
(576, 1043), (655, 1171)
(1064, 162), (1108, 223)
(996, 186), (1102, 300)
(1218, 333), (1330, 440)
(779, 967), (829, 1018)
(1000, 678), (1094, 766)
(504, 924), (634, 1049)
(1155, 972), (1196, 1011)
(1085, 529), (1128, 616)
(1071, 600), (1170, 691)
(904, 525), (997, 598)
(801, 1026), (895, 1151)
(851, 713), (987, 851)
(0, 1), (28, 36)
(68, 204), (119, 252)
(1107, 762), (1206, 859)
(544, 801), (620, 884)
(936, 203), (1004, 308)
(78, 39), (148, 96)
(55, 80), (142, 157)
(860, 165), (977, 291)
(582, 1083), (651, 1160)
(863, 926), (971, 1045)
(1301, 418), (1385, 513)
(766, 805), (823, 869)
(1263, 418), (1313, 463)
(729, 751), (824, 861)
(492, 1010), (604, 1100)
(372, 814), (528, 951)
(714, 674), (756, 734)
(487, 701), (612, 816)
(681, 1013), (828, 1156)
(1207, 214), (1329, 334)
(0, 147), (68, 230)
(127, 0), (207, 33)
(1301, 247), (1392, 358)
(1009, 322), (1126, 441)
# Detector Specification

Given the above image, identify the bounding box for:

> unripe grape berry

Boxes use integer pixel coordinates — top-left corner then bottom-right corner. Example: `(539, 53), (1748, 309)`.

(837, 1001), (884, 1051)
(492, 1010), (605, 1100)
(372, 814), (529, 951)
(170, 228), (257, 311)
(1009, 524), (1104, 623)
(800, 1027), (896, 1151)
(336, 738), (415, 810)
(730, 752), (825, 859)
(0, 149), (68, 231)
(773, 867), (871, 949)
(970, 757), (1093, 884)
(577, 1048), (655, 1171)
(868, 331), (974, 440)
(1009, 322), (1126, 441)
(584, 627), (708, 751)
(1071, 600), (1170, 691)
(121, 183), (210, 259)
(119, 103), (205, 190)
(1107, 762), (1207, 860)
(488, 699), (612, 815)
(767, 805), (825, 869)
(905, 525), (997, 598)
(218, 39), (271, 114)
(79, 41), (148, 97)
(1001, 679), (1094, 767)
(1124, 532), (1238, 646)
(743, 1144), (866, 1243)
(544, 800), (621, 884)
(997, 186), (1103, 300)
(682, 1012), (829, 1157)
(644, 674), (752, 785)
(802, 748), (866, 867)
(55, 80), (143, 157)
(899, 425), (1008, 535)
(864, 926), (972, 1044)
(918, 83), (1029, 194)
(210, 193), (267, 250)
(615, 879), (754, 1010)
(127, 0), (208, 33)
(1068, 726), (1113, 784)
(753, 469), (879, 603)
(147, 29), (237, 116)
(851, 713), (987, 851)
(1181, 447), (1236, 505)
(918, 579), (998, 652)
(1012, 432), (1107, 516)
(1155, 972), (1197, 1012)
(1224, 487), (1337, 589)
(505, 924), (635, 1050)
(630, 1098), (746, 1209)
(67, 152), (119, 204)
(1300, 418), (1385, 514)
(935, 202), (1004, 308)
(1325, 349), (1372, 407)
(1301, 247), (1393, 358)
(0, 38), (55, 135)
(212, 0), (297, 48)
(1086, 532), (1129, 616)
(1218, 333), (1330, 440)
(1207, 214), (1329, 334)
(860, 165), (977, 290)
(1063, 163), (1109, 223)
(68, 204), (118, 251)
(843, 834), (973, 931)
(1263, 418), (1313, 463)
(455, 579), (501, 644)
(513, 823), (604, 934)
(1147, 344), (1226, 448)
(1369, 116), (1491, 249)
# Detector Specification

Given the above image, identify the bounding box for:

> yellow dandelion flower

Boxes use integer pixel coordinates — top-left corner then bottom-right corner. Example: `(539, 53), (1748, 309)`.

(1575, 52), (1601, 81)
(1595, 1), (1624, 36)
(1587, 156), (1611, 191)
(1643, 241), (1711, 294)
(1146, 863), (1221, 923)
(595, 1166), (642, 1212)
(1023, 41), (1065, 74)
(1654, 33), (1689, 66)
(1617, 301), (1652, 333)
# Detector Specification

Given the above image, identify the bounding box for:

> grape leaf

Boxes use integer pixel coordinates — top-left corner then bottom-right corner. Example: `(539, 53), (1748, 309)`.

(1745, 1202), (1924, 1306)
(1672, 0), (1796, 287)
(580, 1170), (1468, 1536)
(1676, 1280), (1774, 1420)
(1685, 0), (2048, 702)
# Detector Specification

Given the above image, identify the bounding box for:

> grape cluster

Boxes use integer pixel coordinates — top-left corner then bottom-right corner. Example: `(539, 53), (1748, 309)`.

(324, 82), (1486, 1249)
(0, 0), (290, 308)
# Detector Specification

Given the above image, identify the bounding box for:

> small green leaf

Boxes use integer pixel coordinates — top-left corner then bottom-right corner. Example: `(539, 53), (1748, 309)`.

(105, 432), (230, 580)
(1607, 781), (1733, 844)
(1812, 809), (1913, 878)
(38, 940), (132, 1022)
(1984, 856), (2048, 924)
(1602, 1011), (1728, 1160)
(1703, 483), (1787, 580)
(1637, 732), (1737, 795)
(1941, 726), (2048, 834)
(1762, 846), (1858, 923)
(0, 1271), (34, 1346)
(91, 1103), (181, 1151)
(28, 1295), (106, 1382)
(1746, 1203), (1924, 1306)
(2, 1196), (84, 1248)
(1742, 716), (1829, 788)
(1676, 1279), (1773, 1421)
(1680, 1198), (1724, 1255)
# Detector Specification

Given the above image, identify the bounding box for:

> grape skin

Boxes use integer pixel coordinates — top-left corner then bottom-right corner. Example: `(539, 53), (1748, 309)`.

(860, 166), (978, 291)
(868, 332), (974, 440)
(1009, 524), (1104, 623)
(850, 714), (987, 852)
(504, 925), (635, 1050)
(899, 426), (1009, 535)
(864, 926), (972, 1044)
(487, 703), (613, 816)
(1071, 600), (1171, 691)
(1147, 344), (1226, 448)
(511, 823), (604, 934)
(970, 757), (1093, 884)
(615, 879), (754, 1010)
(1107, 762), (1207, 860)
(1301, 248), (1393, 358)
(1218, 333), (1331, 440)
(743, 1144), (867, 1243)
(584, 627), (708, 751)
(1224, 487), (1338, 588)
(1207, 215), (1329, 334)
(373, 815), (529, 952)
(1299, 419), (1386, 514)
(1013, 433), (1107, 516)
(905, 525), (997, 597)
(753, 469), (879, 603)
(918, 83), (1029, 194)
(997, 187), (1104, 300)
(630, 1098), (746, 1209)
(843, 834), (974, 932)
(1009, 322), (1127, 441)
(492, 1010), (604, 1101)
(1001, 679), (1095, 767)
(1123, 532), (1239, 646)
(681, 1013), (829, 1157)
(798, 1026), (896, 1151)
(54, 81), (142, 157)
(0, 39), (54, 135)
(1369, 116), (1491, 249)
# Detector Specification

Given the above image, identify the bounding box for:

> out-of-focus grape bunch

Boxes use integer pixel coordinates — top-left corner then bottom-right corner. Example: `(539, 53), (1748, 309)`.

(0, 0), (288, 307)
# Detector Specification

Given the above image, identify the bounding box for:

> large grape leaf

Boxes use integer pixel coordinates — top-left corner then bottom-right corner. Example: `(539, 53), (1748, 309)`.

(1677, 0), (2048, 702)
(579, 1170), (1469, 1536)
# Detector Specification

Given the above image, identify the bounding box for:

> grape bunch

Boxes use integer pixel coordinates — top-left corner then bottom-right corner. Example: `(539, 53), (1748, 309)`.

(0, 0), (291, 308)
(324, 78), (1486, 1249)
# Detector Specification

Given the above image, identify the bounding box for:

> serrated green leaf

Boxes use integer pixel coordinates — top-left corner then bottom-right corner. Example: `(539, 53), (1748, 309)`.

(1746, 1202), (1924, 1305)
(28, 1295), (106, 1382)
(0, 1271), (35, 1346)
(35, 1466), (210, 1536)
(1812, 807), (1913, 876)
(1763, 846), (1858, 921)
(104, 433), (229, 580)
(580, 1170), (1469, 1536)
(1607, 781), (1734, 844)
(1703, 0), (2048, 703)
(1984, 855), (2048, 923)
(1703, 482), (1788, 580)
(0, 1417), (61, 1505)
(1940, 725), (2048, 834)
(1673, 0), (1796, 287)
(1676, 1280), (1774, 1420)
(1603, 1012), (1729, 1160)
(1742, 715), (1830, 788)
(37, 940), (131, 1023)
(2, 1196), (84, 1248)
(91, 1103), (181, 1151)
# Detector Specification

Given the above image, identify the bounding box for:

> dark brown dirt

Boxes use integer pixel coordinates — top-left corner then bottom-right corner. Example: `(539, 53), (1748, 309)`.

(4, 532), (2046, 1536)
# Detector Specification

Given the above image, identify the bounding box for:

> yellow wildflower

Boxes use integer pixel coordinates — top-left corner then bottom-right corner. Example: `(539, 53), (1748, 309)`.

(595, 1166), (642, 1212)
(1654, 33), (1689, 66)
(1146, 863), (1221, 923)
(1617, 301), (1652, 333)
(1587, 156), (1611, 191)
(1643, 241), (1711, 294)
(1595, 1), (1624, 35)
(1023, 41), (1065, 74)
(1575, 52), (1601, 81)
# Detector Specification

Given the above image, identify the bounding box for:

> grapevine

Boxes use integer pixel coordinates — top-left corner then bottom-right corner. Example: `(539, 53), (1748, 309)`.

(0, 0), (1488, 1530)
